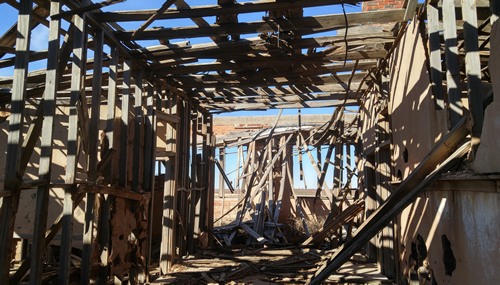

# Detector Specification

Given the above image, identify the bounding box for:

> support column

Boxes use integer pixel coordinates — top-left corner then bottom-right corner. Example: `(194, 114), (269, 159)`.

(29, 1), (61, 283)
(0, 1), (33, 283)
(160, 90), (178, 274)
(59, 9), (87, 285)
(81, 28), (104, 285)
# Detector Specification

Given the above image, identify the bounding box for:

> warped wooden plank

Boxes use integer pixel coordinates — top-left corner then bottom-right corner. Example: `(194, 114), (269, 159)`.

(95, 0), (365, 22)
(115, 10), (405, 40)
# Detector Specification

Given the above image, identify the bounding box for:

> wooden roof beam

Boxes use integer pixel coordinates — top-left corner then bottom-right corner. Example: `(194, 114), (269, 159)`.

(115, 9), (406, 41)
(168, 72), (367, 89)
(95, 0), (364, 22)
(202, 99), (359, 113)
(158, 59), (377, 75)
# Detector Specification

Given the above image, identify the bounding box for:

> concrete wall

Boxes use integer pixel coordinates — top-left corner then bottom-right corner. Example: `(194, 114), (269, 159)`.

(387, 16), (500, 284)
(398, 179), (500, 284)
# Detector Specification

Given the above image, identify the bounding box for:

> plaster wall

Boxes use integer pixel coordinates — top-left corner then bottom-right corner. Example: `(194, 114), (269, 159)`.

(388, 18), (448, 180)
(398, 180), (500, 284)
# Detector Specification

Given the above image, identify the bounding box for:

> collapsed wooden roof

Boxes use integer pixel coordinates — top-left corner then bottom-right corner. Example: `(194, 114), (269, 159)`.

(0, 0), (409, 114)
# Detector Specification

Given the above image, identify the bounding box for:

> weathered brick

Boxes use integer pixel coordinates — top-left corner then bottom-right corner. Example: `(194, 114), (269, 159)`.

(362, 0), (404, 11)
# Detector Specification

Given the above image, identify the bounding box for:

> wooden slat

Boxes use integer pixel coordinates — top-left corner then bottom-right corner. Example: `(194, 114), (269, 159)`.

(29, 1), (61, 283)
(115, 10), (406, 41)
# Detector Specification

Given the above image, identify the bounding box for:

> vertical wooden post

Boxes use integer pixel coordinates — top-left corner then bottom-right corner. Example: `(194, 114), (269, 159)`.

(81, 28), (104, 285)
(462, 0), (484, 151)
(333, 140), (343, 210)
(206, 116), (216, 246)
(59, 10), (87, 285)
(29, 1), (61, 283)
(218, 147), (225, 198)
(160, 90), (178, 274)
(119, 59), (131, 187)
(443, 0), (463, 126)
(96, 45), (118, 285)
(0, 1), (33, 283)
(267, 139), (274, 214)
(143, 83), (155, 192)
(132, 70), (143, 192)
(188, 110), (199, 253)
(426, 2), (445, 110)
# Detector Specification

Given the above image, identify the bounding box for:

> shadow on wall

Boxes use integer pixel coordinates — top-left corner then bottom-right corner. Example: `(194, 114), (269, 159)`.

(0, 105), (88, 244)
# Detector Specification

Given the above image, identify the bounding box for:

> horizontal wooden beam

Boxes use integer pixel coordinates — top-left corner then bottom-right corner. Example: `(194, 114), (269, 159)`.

(115, 9), (405, 41)
(95, 0), (363, 22)
(204, 99), (359, 113)
(168, 72), (366, 89)
(196, 91), (360, 105)
(132, 32), (394, 60)
(161, 59), (376, 75)
(189, 83), (365, 98)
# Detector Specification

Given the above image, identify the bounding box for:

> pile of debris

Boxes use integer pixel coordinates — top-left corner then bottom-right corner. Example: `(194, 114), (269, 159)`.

(151, 247), (390, 284)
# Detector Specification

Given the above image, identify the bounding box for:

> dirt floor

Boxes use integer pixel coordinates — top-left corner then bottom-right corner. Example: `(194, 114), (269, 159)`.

(150, 246), (392, 284)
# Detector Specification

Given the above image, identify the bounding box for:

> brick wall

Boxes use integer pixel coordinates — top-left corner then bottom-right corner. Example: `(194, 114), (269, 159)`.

(362, 0), (404, 11)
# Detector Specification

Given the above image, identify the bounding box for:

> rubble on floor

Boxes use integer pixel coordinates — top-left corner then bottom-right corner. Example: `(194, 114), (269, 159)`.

(151, 247), (392, 284)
